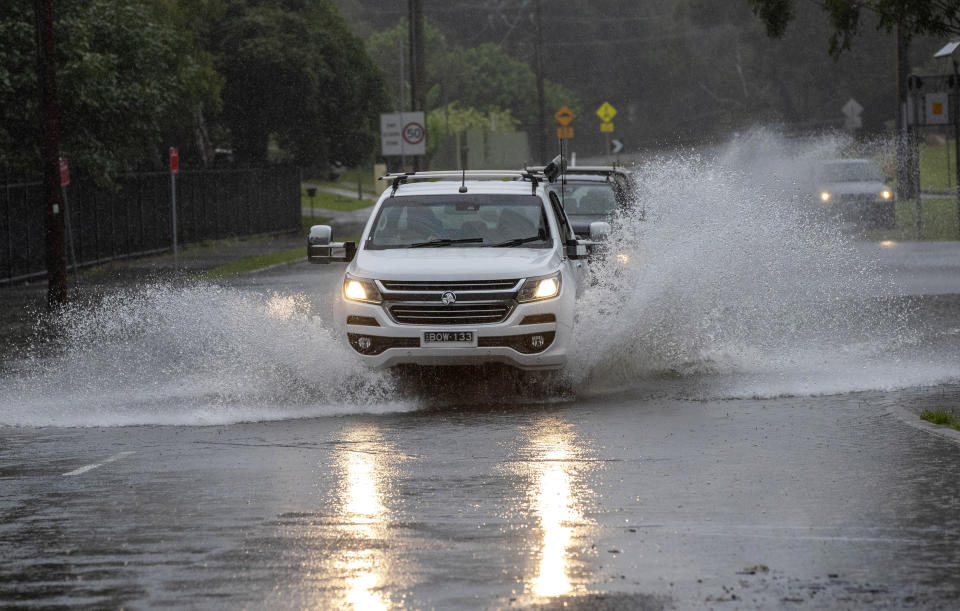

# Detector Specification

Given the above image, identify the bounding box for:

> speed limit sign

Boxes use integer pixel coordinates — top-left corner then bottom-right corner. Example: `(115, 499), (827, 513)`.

(380, 112), (426, 156)
(402, 122), (425, 145)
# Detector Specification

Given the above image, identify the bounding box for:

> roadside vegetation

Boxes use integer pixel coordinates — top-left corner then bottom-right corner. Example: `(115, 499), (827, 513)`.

(309, 168), (380, 196)
(201, 246), (307, 279)
(919, 139), (957, 194)
(301, 188), (373, 212)
(919, 408), (960, 432)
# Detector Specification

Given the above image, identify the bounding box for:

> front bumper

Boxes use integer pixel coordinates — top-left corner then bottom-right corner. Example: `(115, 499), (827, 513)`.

(340, 297), (570, 371)
(820, 196), (895, 228)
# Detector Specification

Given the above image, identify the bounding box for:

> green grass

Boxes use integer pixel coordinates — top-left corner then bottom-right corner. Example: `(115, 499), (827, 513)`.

(919, 408), (960, 431)
(301, 187), (374, 212)
(203, 227), (361, 278)
(202, 247), (307, 278)
(920, 139), (957, 194)
(863, 197), (959, 241)
(307, 167), (380, 195)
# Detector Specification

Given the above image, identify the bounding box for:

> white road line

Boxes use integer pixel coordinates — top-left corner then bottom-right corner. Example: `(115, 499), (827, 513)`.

(62, 451), (135, 477)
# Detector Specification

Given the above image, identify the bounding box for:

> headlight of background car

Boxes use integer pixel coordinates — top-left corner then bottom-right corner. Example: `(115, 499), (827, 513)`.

(517, 272), (561, 302)
(343, 274), (382, 304)
(820, 191), (831, 202)
(881, 189), (892, 200)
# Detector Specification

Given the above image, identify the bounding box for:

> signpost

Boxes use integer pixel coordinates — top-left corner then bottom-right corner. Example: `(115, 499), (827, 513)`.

(381, 112), (426, 167)
(554, 106), (575, 140)
(59, 158), (77, 274)
(596, 101), (617, 153)
(169, 147), (179, 264)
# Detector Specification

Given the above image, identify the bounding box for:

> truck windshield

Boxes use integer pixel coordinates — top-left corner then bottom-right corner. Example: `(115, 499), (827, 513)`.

(817, 161), (885, 183)
(365, 194), (552, 249)
(548, 184), (618, 215)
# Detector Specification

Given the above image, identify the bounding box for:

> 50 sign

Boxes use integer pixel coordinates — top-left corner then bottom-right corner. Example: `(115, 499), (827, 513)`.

(380, 112), (426, 156)
(403, 122), (425, 145)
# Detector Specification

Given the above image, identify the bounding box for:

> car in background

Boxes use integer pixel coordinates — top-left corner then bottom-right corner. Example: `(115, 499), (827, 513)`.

(814, 159), (895, 228)
(530, 166), (638, 238)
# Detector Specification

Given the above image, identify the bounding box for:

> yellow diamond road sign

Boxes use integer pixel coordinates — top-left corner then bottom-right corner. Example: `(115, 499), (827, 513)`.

(596, 102), (617, 124)
(554, 106), (576, 126)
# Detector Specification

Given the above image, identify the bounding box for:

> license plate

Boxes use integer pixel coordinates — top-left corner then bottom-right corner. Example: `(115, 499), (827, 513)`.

(422, 330), (476, 346)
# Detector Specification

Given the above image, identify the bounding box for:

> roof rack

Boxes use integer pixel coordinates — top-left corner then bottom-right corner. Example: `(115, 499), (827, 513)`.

(525, 165), (625, 175)
(379, 170), (541, 196)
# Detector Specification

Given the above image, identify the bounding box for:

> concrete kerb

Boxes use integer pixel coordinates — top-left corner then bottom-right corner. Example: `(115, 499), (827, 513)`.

(889, 403), (960, 445)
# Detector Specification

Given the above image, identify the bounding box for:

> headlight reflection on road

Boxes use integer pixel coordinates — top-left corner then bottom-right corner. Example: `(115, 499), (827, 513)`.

(335, 427), (395, 611)
(523, 423), (595, 599)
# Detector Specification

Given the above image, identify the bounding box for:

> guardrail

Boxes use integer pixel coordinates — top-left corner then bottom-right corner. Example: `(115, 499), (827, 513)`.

(0, 166), (301, 285)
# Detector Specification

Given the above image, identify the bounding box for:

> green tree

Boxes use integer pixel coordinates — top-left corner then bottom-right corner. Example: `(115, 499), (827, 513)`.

(216, 0), (390, 167)
(366, 20), (580, 131)
(0, 0), (219, 183)
(747, 0), (960, 55)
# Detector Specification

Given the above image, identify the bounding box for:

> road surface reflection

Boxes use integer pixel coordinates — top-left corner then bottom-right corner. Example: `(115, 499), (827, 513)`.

(334, 425), (396, 610)
(518, 417), (597, 599)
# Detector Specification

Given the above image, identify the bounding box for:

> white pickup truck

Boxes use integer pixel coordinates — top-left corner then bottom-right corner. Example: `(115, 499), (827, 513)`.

(308, 170), (608, 371)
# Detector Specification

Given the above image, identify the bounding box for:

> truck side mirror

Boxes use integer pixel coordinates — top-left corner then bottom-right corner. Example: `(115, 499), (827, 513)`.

(308, 224), (356, 264)
(589, 221), (611, 240)
(565, 239), (588, 259)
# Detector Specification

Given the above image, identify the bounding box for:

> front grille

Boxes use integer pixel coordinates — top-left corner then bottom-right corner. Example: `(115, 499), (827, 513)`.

(380, 279), (520, 292)
(389, 303), (512, 325)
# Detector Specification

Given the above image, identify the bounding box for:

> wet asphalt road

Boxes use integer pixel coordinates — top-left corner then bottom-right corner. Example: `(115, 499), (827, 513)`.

(2, 243), (960, 609)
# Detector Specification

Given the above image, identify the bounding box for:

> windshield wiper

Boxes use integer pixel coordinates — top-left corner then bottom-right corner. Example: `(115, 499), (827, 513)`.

(408, 237), (484, 248)
(484, 235), (544, 247)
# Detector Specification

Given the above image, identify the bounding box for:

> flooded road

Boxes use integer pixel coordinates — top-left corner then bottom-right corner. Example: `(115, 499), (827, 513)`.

(2, 135), (959, 608)
(2, 377), (959, 608)
(1, 254), (958, 609)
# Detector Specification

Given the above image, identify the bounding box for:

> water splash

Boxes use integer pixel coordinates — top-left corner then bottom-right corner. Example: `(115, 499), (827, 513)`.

(0, 283), (403, 427)
(1, 130), (956, 427)
(572, 130), (957, 398)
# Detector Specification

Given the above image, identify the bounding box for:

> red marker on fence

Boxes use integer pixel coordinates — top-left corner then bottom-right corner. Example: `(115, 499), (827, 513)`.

(58, 158), (77, 272)
(169, 147), (179, 263)
(59, 157), (70, 187)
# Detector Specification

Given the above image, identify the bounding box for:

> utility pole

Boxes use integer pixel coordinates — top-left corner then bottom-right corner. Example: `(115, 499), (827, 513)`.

(408, 0), (426, 171)
(534, 0), (547, 163)
(896, 25), (919, 201)
(33, 0), (66, 305)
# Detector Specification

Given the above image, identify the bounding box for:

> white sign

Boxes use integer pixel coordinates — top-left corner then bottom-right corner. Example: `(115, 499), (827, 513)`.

(381, 112), (426, 156)
(842, 98), (863, 118)
(925, 93), (950, 125)
(842, 98), (863, 131)
(610, 138), (624, 154)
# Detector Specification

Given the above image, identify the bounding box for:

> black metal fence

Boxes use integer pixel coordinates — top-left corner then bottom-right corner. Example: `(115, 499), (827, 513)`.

(0, 166), (301, 284)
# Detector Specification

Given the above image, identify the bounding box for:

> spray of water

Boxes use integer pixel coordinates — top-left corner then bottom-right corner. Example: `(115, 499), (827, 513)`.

(0, 283), (402, 427)
(1, 130), (955, 427)
(571, 130), (956, 397)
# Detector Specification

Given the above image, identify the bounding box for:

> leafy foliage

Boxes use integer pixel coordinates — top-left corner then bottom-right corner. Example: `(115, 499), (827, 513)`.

(1, 0), (217, 183)
(366, 20), (580, 130)
(216, 0), (390, 167)
(0, 0), (390, 183)
(748, 0), (960, 55)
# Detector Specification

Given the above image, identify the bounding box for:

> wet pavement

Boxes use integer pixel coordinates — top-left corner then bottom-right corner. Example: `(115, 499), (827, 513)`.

(1, 384), (959, 609)
(1, 247), (959, 609)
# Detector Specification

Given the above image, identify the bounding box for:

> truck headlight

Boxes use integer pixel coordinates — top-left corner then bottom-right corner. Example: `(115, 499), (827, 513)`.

(517, 272), (561, 302)
(343, 275), (382, 304)
(881, 190), (892, 200)
(820, 191), (830, 202)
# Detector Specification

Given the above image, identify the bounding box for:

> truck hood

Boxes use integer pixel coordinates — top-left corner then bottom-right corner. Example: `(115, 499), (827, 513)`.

(819, 181), (889, 196)
(349, 247), (560, 281)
